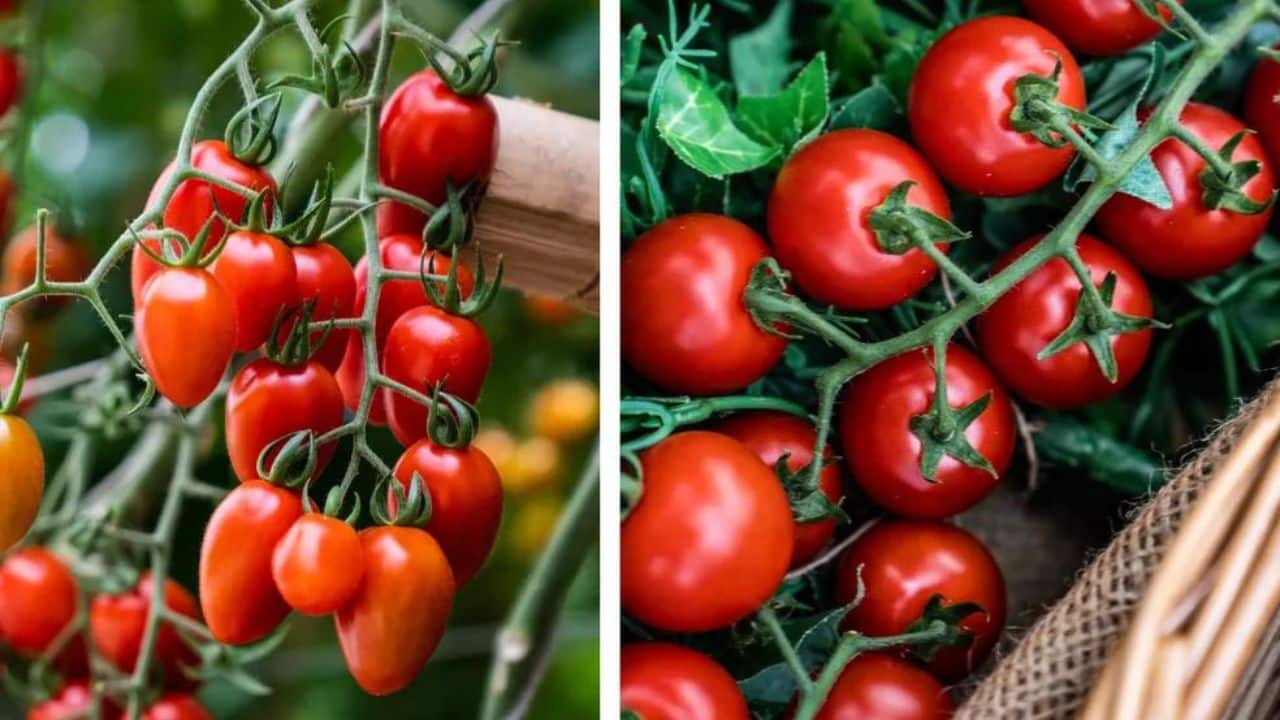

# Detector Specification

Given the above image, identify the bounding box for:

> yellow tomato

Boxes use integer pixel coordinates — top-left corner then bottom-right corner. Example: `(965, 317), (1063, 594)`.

(529, 379), (598, 443)
(0, 414), (43, 551)
(510, 495), (564, 560)
(503, 436), (562, 494)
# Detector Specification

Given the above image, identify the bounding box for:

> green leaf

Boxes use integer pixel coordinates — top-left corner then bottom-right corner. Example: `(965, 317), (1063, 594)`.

(1035, 414), (1164, 496)
(829, 82), (900, 130)
(737, 54), (830, 155)
(656, 67), (779, 178)
(820, 0), (886, 92)
(729, 0), (793, 97)
(739, 606), (850, 705)
(621, 25), (647, 86)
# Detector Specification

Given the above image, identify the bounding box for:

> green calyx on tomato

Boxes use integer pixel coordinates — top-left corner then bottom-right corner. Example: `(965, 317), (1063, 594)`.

(430, 33), (504, 97)
(867, 180), (969, 255)
(267, 19), (364, 109)
(265, 299), (333, 367)
(422, 382), (479, 449)
(423, 180), (481, 252)
(133, 215), (223, 270)
(372, 469), (433, 527)
(1036, 269), (1164, 383)
(1008, 60), (1109, 149)
(422, 241), (502, 318)
(255, 429), (319, 489)
(1188, 128), (1276, 214)
(224, 92), (282, 166)
(902, 594), (983, 664)
(909, 389), (998, 484)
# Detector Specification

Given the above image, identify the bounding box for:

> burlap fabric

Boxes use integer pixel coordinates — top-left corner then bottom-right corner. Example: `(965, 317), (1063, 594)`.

(956, 381), (1280, 719)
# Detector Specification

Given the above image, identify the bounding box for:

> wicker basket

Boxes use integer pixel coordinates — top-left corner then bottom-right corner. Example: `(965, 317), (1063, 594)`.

(955, 379), (1280, 719)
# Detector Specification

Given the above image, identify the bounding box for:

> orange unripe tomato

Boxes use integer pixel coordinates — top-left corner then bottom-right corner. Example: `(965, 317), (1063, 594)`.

(529, 379), (598, 442)
(272, 514), (364, 616)
(0, 412), (42, 550)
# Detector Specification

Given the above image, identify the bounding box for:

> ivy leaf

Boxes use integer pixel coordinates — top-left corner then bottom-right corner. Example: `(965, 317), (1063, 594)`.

(738, 54), (830, 156)
(739, 606), (850, 705)
(656, 67), (779, 179)
(621, 24), (647, 86)
(729, 0), (793, 97)
(829, 82), (900, 131)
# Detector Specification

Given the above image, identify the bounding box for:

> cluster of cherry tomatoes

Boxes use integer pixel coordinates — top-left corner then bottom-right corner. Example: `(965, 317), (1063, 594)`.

(622, 1), (1280, 717)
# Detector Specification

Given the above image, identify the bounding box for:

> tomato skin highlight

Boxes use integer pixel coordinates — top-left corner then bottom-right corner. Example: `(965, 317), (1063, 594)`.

(27, 682), (121, 720)
(621, 214), (786, 395)
(378, 70), (498, 237)
(621, 642), (750, 720)
(286, 242), (357, 370)
(836, 521), (1006, 680)
(712, 411), (844, 568)
(335, 526), (456, 696)
(89, 573), (201, 686)
(767, 129), (952, 310)
(136, 267), (236, 409)
(908, 16), (1086, 197)
(210, 229), (298, 352)
(977, 234), (1154, 409)
(140, 694), (212, 720)
(839, 345), (1014, 520)
(0, 548), (76, 656)
(622, 431), (795, 633)
(381, 305), (492, 447)
(391, 438), (504, 586)
(0, 414), (42, 551)
(1096, 103), (1276, 279)
(271, 514), (364, 616)
(1022, 0), (1173, 56)
(802, 653), (954, 720)
(199, 480), (302, 645)
(224, 357), (344, 483)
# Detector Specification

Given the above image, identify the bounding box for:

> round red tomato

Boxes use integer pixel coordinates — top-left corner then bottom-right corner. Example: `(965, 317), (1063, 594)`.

(199, 480), (301, 645)
(1247, 48), (1280, 169)
(335, 526), (455, 696)
(835, 520), (1006, 680)
(141, 694), (212, 720)
(909, 16), (1086, 196)
(768, 129), (952, 310)
(90, 572), (201, 687)
(0, 49), (20, 118)
(133, 139), (277, 305)
(803, 653), (953, 720)
(0, 548), (76, 655)
(1022, 0), (1174, 56)
(381, 305), (491, 447)
(225, 357), (344, 483)
(977, 234), (1153, 408)
(378, 70), (498, 237)
(712, 411), (844, 568)
(622, 431), (794, 632)
(272, 513), (364, 616)
(838, 345), (1014, 520)
(621, 643), (749, 720)
(285, 242), (356, 370)
(0, 411), (41, 551)
(391, 437), (504, 586)
(2, 222), (89, 311)
(28, 682), (120, 720)
(210, 229), (297, 352)
(136, 267), (236, 409)
(621, 214), (786, 395)
(1096, 103), (1276, 279)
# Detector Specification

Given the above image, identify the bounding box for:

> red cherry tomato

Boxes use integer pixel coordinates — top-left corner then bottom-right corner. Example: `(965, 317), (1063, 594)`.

(136, 267), (236, 409)
(0, 548), (76, 655)
(0, 172), (13, 232)
(909, 16), (1086, 196)
(378, 70), (498, 237)
(335, 237), (473, 425)
(1096, 103), (1276, 279)
(89, 573), (201, 686)
(768, 129), (952, 310)
(391, 437), (504, 586)
(381, 305), (491, 447)
(712, 411), (844, 568)
(2, 222), (89, 312)
(621, 643), (750, 720)
(0, 49), (20, 118)
(28, 682), (121, 720)
(335, 526), (455, 696)
(1246, 48), (1280, 169)
(835, 520), (1006, 680)
(838, 345), (1014, 520)
(140, 694), (212, 720)
(284, 242), (357, 370)
(199, 480), (301, 645)
(803, 653), (953, 720)
(622, 431), (794, 632)
(209, 229), (297, 352)
(621, 214), (786, 395)
(271, 513), (364, 616)
(977, 234), (1153, 408)
(1022, 0), (1174, 56)
(224, 357), (344, 483)
(133, 139), (277, 305)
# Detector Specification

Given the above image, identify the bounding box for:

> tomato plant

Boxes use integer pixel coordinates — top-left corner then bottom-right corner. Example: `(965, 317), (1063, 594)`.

(1022, 0), (1175, 56)
(621, 643), (750, 719)
(272, 513), (364, 616)
(285, 241), (357, 370)
(2, 222), (88, 311)
(135, 266), (236, 408)
(90, 573), (201, 686)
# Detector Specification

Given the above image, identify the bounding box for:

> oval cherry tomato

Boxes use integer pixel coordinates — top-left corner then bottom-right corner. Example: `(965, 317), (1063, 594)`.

(0, 49), (20, 118)
(803, 653), (953, 720)
(1247, 48), (1280, 169)
(209, 229), (297, 352)
(381, 305), (491, 447)
(284, 242), (357, 370)
(335, 237), (473, 425)
(28, 682), (121, 720)
(621, 214), (786, 395)
(136, 267), (236, 409)
(0, 548), (75, 655)
(199, 480), (301, 645)
(909, 16), (1086, 196)
(224, 357), (344, 483)
(90, 573), (200, 686)
(977, 234), (1153, 408)
(378, 70), (498, 237)
(838, 345), (1014, 520)
(712, 411), (844, 568)
(2, 222), (89, 312)
(391, 437), (504, 586)
(271, 513), (364, 616)
(1022, 0), (1174, 56)
(621, 643), (749, 720)
(622, 431), (794, 632)
(835, 520), (1006, 680)
(768, 129), (952, 310)
(1096, 103), (1276, 279)
(0, 411), (42, 551)
(141, 694), (212, 720)
(133, 140), (277, 305)
(335, 526), (455, 696)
